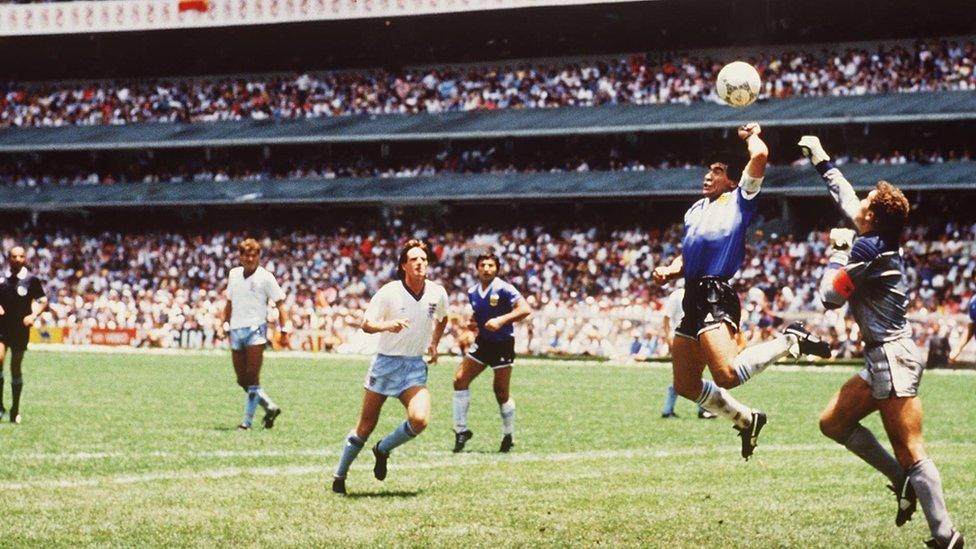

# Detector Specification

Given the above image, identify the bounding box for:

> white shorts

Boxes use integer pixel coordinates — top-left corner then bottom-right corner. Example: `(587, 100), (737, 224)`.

(859, 338), (924, 399)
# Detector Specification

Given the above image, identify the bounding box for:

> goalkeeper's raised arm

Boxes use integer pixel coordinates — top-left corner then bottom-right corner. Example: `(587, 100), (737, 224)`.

(797, 136), (862, 227)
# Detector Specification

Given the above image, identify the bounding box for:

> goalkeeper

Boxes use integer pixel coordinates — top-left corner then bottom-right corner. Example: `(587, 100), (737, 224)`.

(799, 136), (964, 549)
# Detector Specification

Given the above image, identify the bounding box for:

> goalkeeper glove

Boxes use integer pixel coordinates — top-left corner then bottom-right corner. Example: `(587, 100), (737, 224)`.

(798, 136), (831, 165)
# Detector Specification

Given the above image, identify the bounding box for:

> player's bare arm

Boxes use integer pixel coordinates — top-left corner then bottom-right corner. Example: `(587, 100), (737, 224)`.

(362, 318), (411, 334)
(484, 299), (531, 332)
(274, 298), (291, 346)
(427, 316), (448, 364)
(22, 296), (47, 327)
(740, 122), (768, 181)
(949, 323), (974, 364)
(653, 255), (683, 285)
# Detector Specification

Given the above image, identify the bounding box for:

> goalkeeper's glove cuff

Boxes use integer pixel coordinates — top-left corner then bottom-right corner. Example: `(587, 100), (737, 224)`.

(828, 249), (851, 267)
(814, 160), (836, 177)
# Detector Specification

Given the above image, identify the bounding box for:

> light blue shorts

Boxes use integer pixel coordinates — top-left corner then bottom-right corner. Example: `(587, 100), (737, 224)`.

(364, 354), (428, 397)
(230, 324), (268, 351)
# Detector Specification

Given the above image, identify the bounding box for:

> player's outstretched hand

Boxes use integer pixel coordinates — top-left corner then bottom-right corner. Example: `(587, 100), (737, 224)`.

(426, 344), (439, 365)
(829, 228), (856, 251)
(484, 318), (503, 332)
(737, 122), (761, 139)
(387, 318), (410, 333)
(22, 314), (35, 327)
(798, 136), (831, 164)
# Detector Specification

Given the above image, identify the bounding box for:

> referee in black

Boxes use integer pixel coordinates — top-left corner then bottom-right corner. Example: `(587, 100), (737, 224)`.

(0, 246), (47, 424)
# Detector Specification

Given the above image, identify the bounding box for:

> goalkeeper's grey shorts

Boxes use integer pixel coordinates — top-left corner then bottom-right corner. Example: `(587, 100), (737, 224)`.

(859, 338), (924, 399)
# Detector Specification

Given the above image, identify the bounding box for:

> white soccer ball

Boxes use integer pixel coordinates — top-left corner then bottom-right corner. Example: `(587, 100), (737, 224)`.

(716, 61), (761, 108)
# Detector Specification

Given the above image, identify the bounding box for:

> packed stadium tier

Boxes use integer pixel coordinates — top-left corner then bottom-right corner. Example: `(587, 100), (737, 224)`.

(3, 197), (973, 361)
(1, 39), (973, 128)
(3, 0), (974, 81)
(1, 122), (972, 188)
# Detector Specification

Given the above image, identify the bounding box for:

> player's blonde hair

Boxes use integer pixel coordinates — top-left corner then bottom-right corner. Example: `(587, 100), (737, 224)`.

(238, 238), (261, 255)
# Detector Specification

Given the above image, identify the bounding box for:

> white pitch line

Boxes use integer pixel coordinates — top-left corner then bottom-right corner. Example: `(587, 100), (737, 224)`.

(3, 441), (974, 491)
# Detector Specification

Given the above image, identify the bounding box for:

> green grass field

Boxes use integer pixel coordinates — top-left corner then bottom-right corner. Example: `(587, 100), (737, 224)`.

(1, 351), (972, 547)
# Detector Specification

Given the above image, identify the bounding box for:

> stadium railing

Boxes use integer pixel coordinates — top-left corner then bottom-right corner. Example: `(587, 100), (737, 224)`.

(1, 163), (973, 208)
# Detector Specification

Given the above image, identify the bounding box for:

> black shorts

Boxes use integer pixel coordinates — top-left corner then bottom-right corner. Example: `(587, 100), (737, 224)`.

(0, 323), (29, 351)
(675, 277), (741, 341)
(467, 338), (516, 369)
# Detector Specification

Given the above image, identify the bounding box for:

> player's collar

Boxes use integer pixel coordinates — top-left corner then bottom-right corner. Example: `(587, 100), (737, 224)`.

(401, 279), (426, 302)
(8, 267), (27, 279)
(477, 278), (497, 298)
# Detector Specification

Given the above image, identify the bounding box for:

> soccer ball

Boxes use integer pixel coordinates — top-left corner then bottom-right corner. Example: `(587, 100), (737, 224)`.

(716, 61), (761, 108)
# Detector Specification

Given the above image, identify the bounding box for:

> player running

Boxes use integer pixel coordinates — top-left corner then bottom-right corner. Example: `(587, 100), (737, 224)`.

(452, 253), (531, 453)
(332, 239), (449, 495)
(800, 135), (964, 549)
(0, 246), (48, 424)
(653, 123), (829, 459)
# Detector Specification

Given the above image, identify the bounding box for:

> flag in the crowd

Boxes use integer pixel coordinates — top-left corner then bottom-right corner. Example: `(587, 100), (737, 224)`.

(178, 0), (210, 13)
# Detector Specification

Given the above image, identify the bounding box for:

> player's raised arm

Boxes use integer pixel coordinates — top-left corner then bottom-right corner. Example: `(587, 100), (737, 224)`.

(740, 122), (768, 184)
(798, 136), (862, 226)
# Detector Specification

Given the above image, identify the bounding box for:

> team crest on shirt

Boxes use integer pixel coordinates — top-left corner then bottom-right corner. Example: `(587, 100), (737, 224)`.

(17, 286), (27, 296)
(427, 303), (437, 319)
(489, 294), (499, 307)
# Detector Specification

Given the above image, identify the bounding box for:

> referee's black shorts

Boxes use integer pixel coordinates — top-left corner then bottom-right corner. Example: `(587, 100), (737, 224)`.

(467, 338), (516, 369)
(675, 277), (741, 341)
(0, 323), (29, 351)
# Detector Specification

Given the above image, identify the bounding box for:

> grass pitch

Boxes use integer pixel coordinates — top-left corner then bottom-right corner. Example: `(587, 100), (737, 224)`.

(1, 351), (972, 547)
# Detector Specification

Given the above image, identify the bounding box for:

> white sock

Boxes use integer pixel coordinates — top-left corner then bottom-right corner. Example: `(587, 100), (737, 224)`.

(256, 387), (277, 411)
(733, 335), (795, 384)
(500, 398), (516, 436)
(695, 380), (752, 429)
(453, 389), (471, 433)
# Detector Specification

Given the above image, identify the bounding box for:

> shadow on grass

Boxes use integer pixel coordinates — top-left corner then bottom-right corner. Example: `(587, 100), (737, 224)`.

(344, 490), (422, 499)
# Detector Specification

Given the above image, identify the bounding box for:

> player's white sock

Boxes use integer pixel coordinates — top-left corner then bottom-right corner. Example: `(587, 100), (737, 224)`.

(733, 335), (794, 384)
(453, 389), (471, 433)
(256, 386), (277, 411)
(695, 380), (751, 429)
(500, 398), (516, 436)
(242, 385), (260, 427)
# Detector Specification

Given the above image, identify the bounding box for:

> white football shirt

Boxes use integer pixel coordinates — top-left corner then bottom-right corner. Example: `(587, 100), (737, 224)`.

(365, 279), (449, 357)
(227, 266), (286, 330)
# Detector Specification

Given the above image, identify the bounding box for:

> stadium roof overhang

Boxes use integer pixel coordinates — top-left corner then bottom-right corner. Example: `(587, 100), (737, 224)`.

(1, 92), (974, 152)
(1, 163), (973, 210)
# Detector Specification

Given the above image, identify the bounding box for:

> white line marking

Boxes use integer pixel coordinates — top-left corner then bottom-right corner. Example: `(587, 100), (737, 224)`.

(2, 441), (973, 491)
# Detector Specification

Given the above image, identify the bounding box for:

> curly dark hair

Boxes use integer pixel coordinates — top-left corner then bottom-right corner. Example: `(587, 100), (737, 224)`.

(869, 181), (910, 242)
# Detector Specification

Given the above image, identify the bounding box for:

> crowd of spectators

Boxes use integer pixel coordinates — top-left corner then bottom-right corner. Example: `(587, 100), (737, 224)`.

(2, 146), (971, 189)
(3, 213), (973, 362)
(2, 39), (974, 128)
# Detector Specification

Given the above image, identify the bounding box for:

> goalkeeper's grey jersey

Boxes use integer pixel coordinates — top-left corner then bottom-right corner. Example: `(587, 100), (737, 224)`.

(842, 234), (913, 346)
